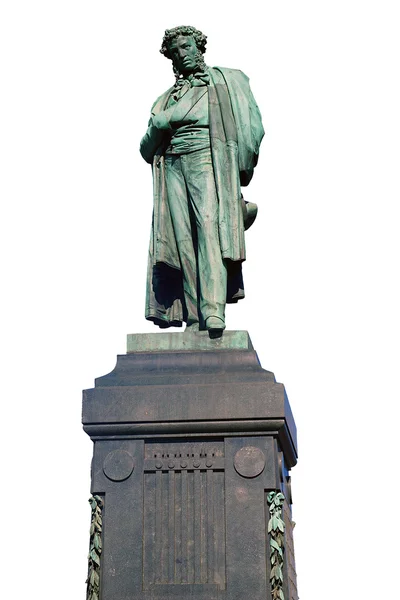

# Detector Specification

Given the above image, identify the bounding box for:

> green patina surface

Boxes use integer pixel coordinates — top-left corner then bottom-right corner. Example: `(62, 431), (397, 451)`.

(86, 495), (103, 600)
(267, 491), (286, 600)
(141, 26), (264, 334)
(127, 330), (253, 353)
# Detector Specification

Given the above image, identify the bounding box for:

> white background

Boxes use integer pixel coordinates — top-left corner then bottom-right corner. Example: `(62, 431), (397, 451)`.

(1, 1), (399, 598)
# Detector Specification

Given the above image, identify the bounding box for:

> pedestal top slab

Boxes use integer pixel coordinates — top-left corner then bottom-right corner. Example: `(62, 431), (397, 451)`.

(127, 331), (253, 353)
(83, 330), (298, 467)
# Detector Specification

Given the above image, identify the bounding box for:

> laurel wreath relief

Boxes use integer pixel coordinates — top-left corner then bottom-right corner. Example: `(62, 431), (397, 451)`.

(86, 495), (103, 600)
(267, 491), (286, 600)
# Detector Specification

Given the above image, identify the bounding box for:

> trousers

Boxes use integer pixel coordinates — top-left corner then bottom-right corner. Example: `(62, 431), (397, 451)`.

(164, 147), (227, 326)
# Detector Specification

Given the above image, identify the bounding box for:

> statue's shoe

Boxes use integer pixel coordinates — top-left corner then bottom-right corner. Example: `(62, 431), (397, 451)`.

(205, 316), (226, 332)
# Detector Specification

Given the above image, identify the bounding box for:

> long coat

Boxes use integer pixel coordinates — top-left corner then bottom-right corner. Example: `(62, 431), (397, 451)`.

(141, 67), (264, 328)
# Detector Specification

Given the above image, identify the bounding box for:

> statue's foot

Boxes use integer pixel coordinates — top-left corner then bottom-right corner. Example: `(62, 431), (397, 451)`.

(205, 316), (225, 339)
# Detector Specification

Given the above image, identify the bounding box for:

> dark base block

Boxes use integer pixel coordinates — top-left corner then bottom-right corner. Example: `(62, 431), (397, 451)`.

(83, 332), (299, 600)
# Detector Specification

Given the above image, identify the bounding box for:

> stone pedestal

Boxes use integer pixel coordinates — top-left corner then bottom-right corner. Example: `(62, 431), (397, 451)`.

(83, 332), (299, 600)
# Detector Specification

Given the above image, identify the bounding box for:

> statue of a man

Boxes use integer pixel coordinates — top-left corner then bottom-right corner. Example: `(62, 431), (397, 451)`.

(140, 26), (264, 334)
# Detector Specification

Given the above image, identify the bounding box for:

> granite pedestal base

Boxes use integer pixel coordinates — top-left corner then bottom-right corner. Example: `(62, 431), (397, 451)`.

(83, 332), (299, 600)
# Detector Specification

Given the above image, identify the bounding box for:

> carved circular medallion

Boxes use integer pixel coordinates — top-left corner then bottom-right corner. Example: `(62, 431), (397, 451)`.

(234, 446), (266, 478)
(103, 450), (135, 482)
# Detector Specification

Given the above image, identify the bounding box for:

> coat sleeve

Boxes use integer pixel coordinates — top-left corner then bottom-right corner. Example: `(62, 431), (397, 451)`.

(140, 117), (168, 164)
(139, 89), (174, 164)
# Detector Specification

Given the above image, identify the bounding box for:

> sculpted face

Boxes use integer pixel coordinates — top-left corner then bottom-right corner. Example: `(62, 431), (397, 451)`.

(168, 35), (198, 75)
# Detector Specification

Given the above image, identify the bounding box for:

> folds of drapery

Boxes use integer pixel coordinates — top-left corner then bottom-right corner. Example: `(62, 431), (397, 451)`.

(143, 67), (264, 327)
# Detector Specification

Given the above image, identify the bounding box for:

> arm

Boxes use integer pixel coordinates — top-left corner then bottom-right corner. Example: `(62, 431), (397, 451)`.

(139, 114), (171, 164)
(140, 92), (204, 163)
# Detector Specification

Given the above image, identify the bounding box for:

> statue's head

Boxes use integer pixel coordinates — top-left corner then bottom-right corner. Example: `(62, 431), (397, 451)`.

(160, 26), (207, 78)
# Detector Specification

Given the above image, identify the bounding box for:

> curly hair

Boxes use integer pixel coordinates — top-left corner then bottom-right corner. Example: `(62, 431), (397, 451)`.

(160, 26), (207, 59)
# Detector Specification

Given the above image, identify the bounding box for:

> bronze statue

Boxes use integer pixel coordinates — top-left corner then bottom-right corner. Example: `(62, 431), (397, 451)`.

(140, 26), (264, 334)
